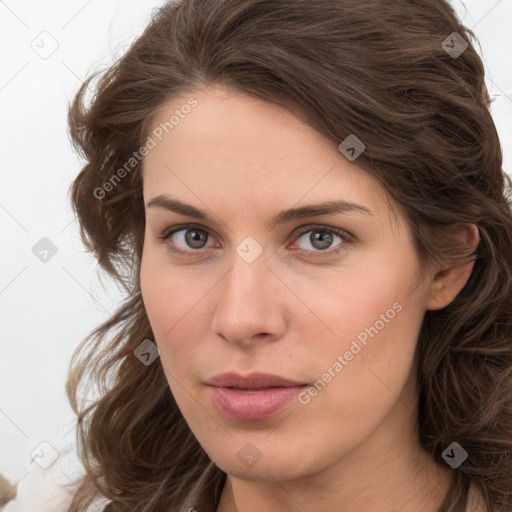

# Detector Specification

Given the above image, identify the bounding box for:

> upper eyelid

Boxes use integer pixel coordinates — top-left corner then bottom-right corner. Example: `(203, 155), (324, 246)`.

(160, 223), (351, 244)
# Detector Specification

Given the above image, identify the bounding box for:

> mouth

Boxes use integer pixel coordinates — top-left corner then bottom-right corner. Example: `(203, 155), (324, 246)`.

(226, 387), (281, 393)
(205, 371), (307, 389)
(205, 372), (308, 420)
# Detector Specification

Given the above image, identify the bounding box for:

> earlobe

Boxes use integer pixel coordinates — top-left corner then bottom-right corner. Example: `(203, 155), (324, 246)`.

(426, 224), (480, 311)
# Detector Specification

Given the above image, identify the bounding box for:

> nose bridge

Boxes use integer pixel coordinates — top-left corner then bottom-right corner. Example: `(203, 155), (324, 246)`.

(211, 245), (284, 344)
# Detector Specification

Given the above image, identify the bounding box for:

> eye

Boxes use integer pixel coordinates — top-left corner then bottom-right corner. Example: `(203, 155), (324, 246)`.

(291, 225), (350, 255)
(158, 224), (218, 254)
(157, 223), (352, 257)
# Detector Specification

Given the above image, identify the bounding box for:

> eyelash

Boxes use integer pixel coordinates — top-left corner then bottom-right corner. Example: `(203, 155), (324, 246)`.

(157, 223), (353, 259)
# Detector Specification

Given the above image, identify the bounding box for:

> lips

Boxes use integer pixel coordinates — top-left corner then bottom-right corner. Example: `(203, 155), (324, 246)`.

(205, 372), (308, 420)
(205, 371), (306, 389)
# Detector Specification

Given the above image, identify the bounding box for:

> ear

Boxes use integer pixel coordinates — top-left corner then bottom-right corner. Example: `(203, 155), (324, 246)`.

(427, 223), (480, 311)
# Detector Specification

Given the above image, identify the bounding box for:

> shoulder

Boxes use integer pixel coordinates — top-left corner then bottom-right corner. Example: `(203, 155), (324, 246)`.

(2, 423), (111, 512)
(466, 481), (487, 512)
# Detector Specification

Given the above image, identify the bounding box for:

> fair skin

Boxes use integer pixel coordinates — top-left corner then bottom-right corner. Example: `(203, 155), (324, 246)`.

(139, 84), (479, 512)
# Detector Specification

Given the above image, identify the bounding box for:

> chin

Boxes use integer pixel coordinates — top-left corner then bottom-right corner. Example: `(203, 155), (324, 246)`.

(216, 460), (301, 482)
(206, 441), (316, 483)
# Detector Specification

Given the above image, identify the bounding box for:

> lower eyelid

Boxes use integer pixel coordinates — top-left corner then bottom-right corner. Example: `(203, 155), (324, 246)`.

(160, 225), (351, 254)
(164, 227), (217, 250)
(291, 230), (351, 258)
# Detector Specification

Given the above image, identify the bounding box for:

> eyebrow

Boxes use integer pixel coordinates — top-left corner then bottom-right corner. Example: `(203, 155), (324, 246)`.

(146, 195), (373, 230)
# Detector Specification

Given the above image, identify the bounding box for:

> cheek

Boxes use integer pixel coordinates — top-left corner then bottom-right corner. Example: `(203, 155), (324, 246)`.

(297, 250), (425, 391)
(304, 251), (423, 344)
(138, 242), (427, 478)
(141, 245), (192, 330)
(140, 253), (211, 372)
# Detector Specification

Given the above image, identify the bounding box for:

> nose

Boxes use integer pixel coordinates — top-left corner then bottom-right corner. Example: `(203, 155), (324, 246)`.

(210, 250), (287, 348)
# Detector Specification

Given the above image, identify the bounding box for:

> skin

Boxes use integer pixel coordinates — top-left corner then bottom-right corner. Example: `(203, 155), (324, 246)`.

(139, 84), (479, 512)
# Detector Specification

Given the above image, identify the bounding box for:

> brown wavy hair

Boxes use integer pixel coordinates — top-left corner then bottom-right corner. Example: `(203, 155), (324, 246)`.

(65, 0), (512, 511)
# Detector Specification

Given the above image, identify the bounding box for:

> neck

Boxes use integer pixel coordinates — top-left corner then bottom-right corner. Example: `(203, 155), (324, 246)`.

(216, 370), (454, 512)
(217, 441), (454, 512)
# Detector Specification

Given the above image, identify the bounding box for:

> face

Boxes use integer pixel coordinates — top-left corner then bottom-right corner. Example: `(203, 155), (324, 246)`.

(140, 84), (433, 483)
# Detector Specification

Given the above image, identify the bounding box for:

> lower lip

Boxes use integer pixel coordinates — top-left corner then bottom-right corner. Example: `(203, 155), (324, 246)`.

(208, 385), (306, 420)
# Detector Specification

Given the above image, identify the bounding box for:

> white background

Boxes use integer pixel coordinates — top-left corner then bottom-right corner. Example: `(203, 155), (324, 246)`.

(0, 0), (511, 488)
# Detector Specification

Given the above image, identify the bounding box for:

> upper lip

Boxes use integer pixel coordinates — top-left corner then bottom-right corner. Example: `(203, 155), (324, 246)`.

(205, 372), (306, 389)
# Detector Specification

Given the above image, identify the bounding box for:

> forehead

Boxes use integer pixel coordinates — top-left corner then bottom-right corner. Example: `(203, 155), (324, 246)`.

(142, 84), (388, 218)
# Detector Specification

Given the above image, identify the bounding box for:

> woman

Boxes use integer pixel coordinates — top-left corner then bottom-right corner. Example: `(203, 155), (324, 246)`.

(62, 0), (512, 510)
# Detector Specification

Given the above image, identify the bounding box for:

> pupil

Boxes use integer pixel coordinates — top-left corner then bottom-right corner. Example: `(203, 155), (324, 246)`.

(312, 231), (332, 250)
(183, 229), (334, 250)
(186, 229), (207, 248)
